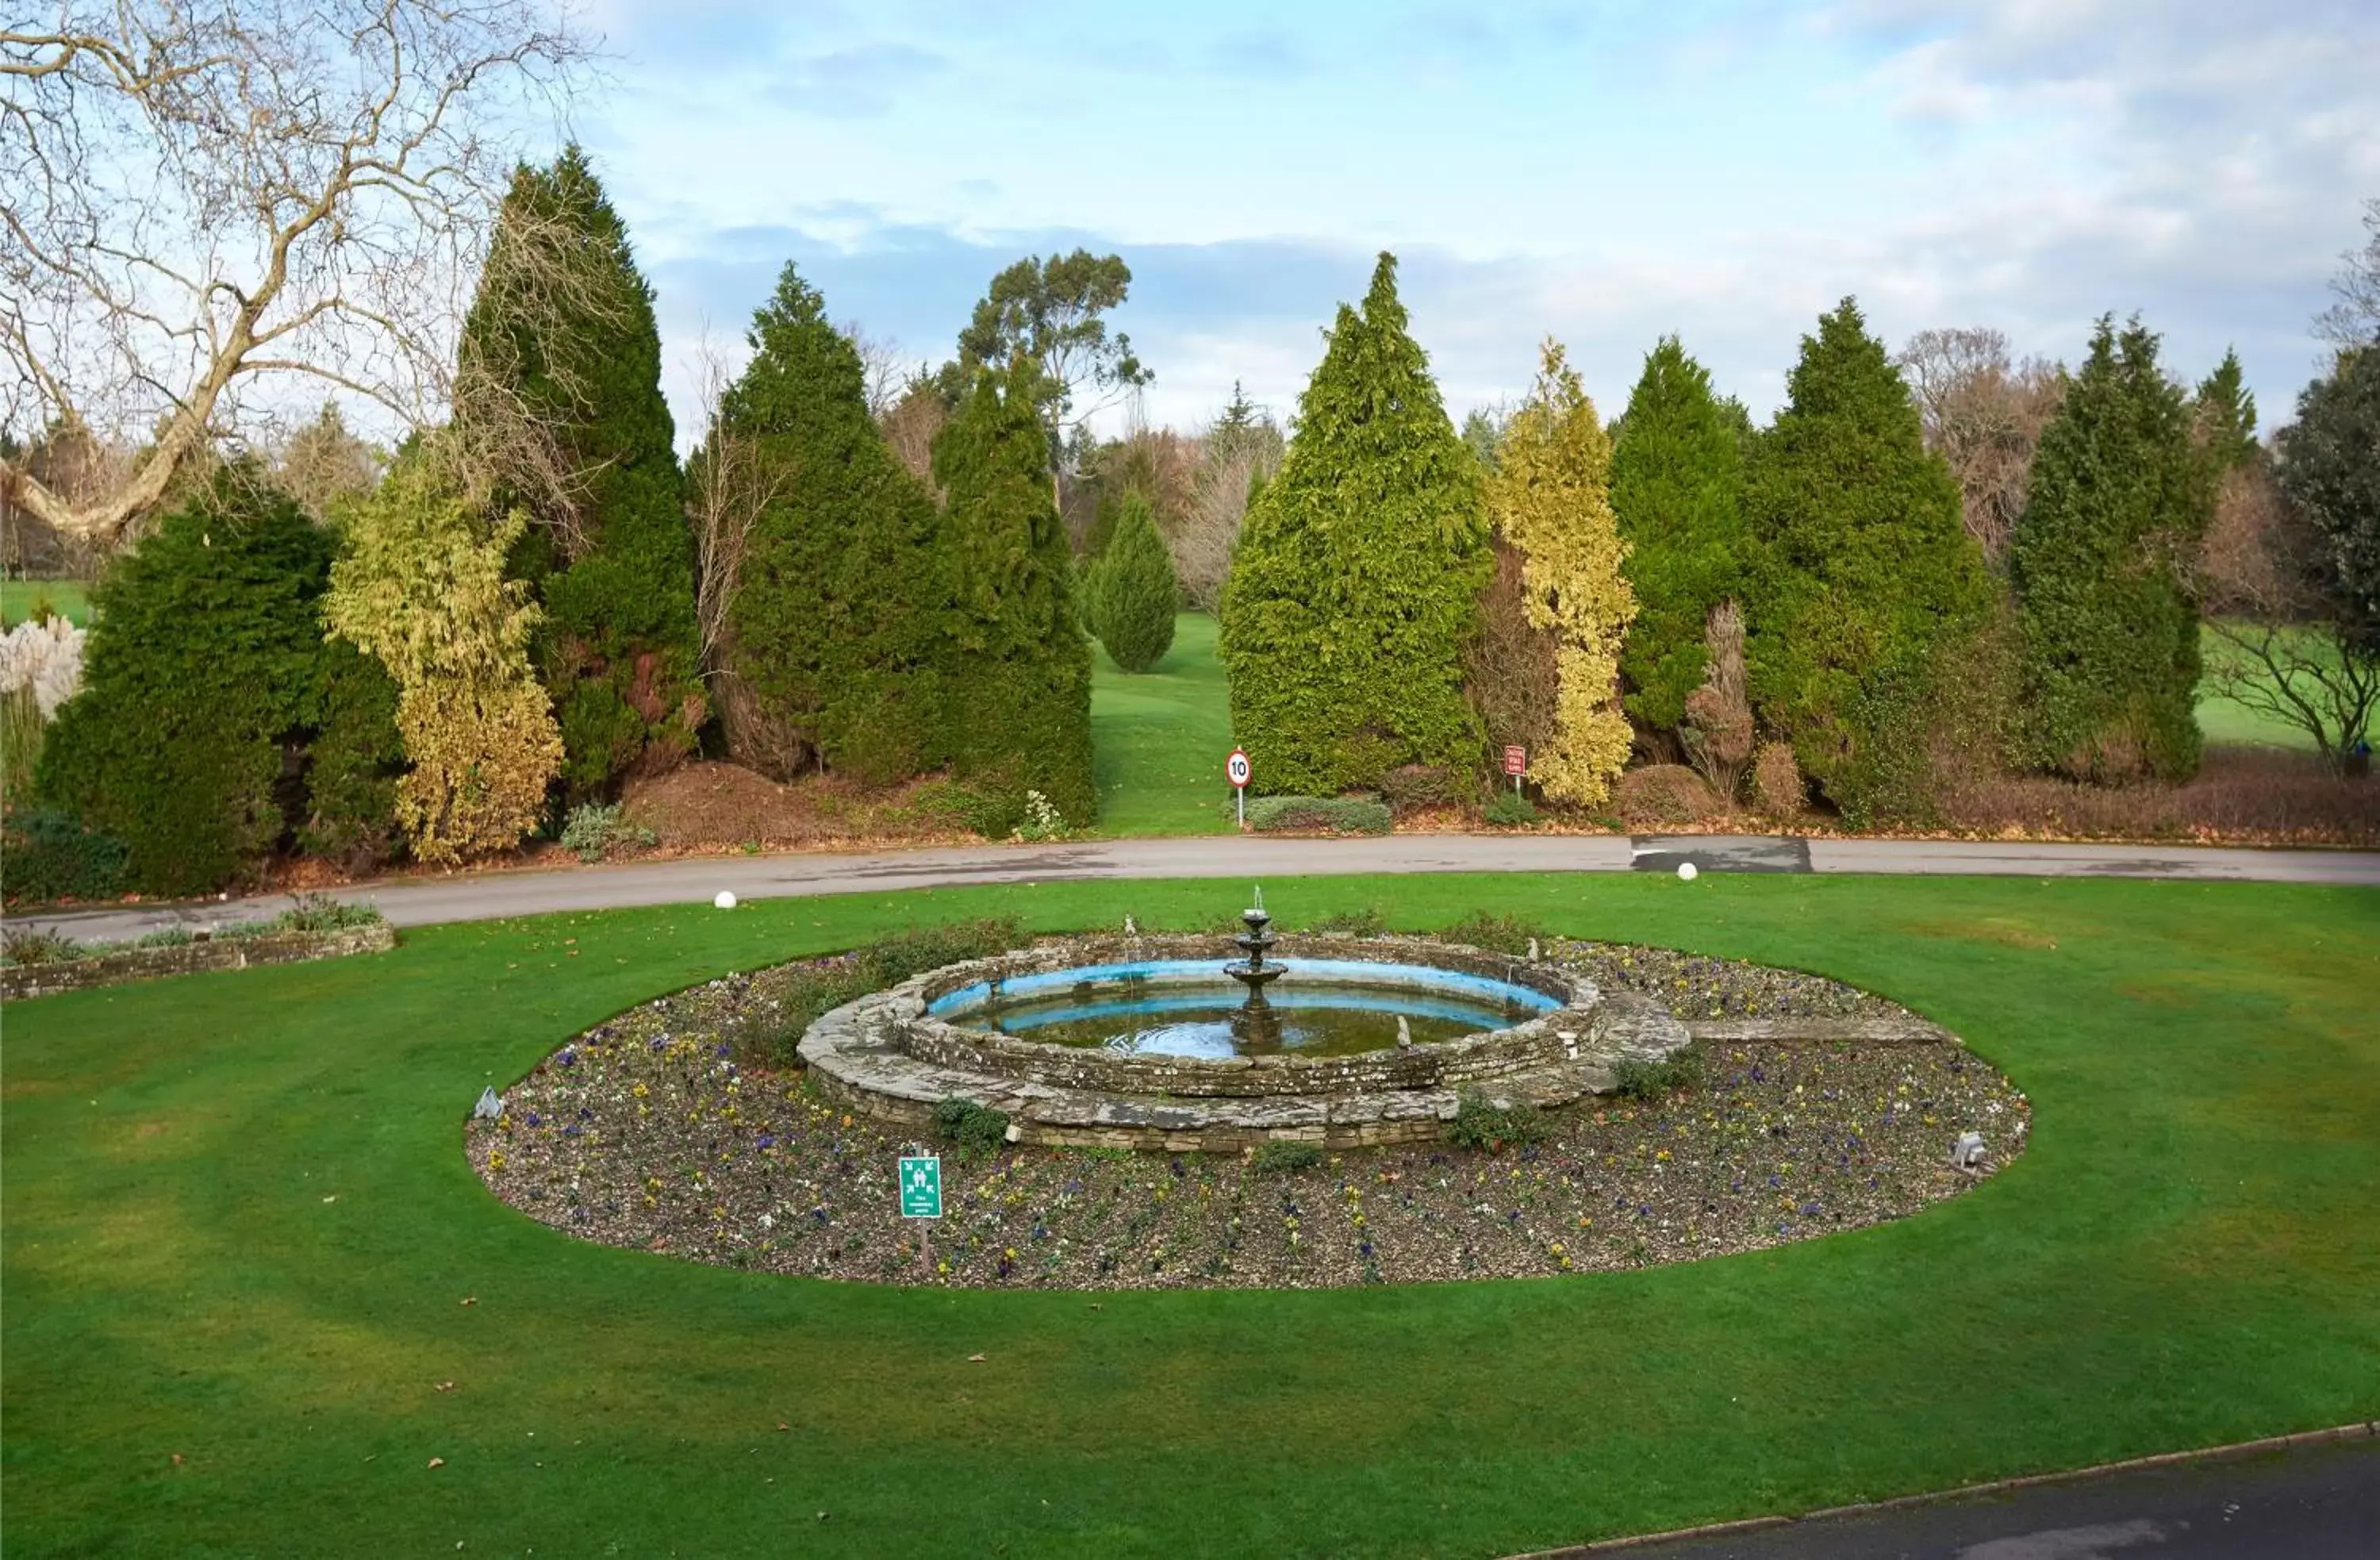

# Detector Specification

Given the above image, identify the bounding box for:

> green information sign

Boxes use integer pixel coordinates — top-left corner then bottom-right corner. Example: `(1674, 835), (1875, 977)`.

(899, 1155), (942, 1220)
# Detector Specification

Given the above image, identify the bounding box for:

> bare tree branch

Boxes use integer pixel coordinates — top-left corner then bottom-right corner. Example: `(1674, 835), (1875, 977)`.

(1, 0), (589, 544)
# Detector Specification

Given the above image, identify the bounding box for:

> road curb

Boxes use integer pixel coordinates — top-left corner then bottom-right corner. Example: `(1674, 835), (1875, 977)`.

(1508, 1420), (2380, 1557)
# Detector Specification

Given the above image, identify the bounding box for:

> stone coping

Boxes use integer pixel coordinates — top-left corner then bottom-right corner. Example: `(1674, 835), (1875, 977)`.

(797, 934), (1695, 1151)
(897, 934), (1593, 1101)
(0, 922), (397, 1000)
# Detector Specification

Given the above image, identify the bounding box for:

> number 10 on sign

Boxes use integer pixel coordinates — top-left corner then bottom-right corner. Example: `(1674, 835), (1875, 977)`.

(1226, 747), (1251, 828)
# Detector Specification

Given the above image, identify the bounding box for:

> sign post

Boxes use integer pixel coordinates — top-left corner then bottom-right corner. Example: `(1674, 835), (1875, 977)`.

(1503, 745), (1527, 796)
(1226, 747), (1251, 828)
(899, 1152), (942, 1277)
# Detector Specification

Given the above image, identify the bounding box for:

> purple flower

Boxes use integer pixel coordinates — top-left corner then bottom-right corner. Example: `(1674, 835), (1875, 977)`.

(714, 1041), (731, 1059)
(525, 1111), (542, 1128)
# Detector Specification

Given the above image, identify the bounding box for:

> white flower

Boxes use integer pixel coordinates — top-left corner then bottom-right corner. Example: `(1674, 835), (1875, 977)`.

(0, 616), (86, 718)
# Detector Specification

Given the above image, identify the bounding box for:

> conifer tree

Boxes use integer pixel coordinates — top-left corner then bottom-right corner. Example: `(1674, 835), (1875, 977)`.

(2194, 347), (2260, 474)
(704, 263), (954, 783)
(38, 467), (400, 893)
(1743, 298), (1985, 820)
(1609, 336), (1749, 734)
(1087, 490), (1178, 673)
(2012, 317), (2210, 780)
(458, 145), (701, 798)
(1219, 253), (1491, 792)
(1482, 340), (1636, 805)
(932, 356), (1096, 822)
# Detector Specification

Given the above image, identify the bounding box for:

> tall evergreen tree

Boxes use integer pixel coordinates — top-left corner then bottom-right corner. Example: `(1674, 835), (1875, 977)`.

(2277, 345), (2380, 655)
(2011, 317), (2209, 781)
(1609, 336), (1749, 734)
(1219, 253), (1491, 793)
(1086, 490), (1178, 673)
(704, 263), (954, 784)
(2193, 347), (2260, 474)
(458, 145), (701, 799)
(1744, 298), (1986, 820)
(932, 356), (1096, 822)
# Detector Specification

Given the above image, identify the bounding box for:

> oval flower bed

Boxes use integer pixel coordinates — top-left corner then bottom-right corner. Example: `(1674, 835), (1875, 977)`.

(468, 935), (2029, 1290)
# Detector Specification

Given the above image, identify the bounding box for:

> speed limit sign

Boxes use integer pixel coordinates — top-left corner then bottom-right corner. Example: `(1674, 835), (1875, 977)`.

(1226, 747), (1251, 789)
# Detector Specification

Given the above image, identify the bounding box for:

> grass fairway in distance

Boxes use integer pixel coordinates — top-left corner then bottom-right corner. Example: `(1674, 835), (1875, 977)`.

(1089, 610), (1234, 836)
(6, 872), (2377, 1557)
(0, 578), (90, 627)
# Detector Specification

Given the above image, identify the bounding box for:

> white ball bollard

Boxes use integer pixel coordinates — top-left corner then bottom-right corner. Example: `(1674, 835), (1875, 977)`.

(1676, 861), (1699, 882)
(713, 890), (739, 910)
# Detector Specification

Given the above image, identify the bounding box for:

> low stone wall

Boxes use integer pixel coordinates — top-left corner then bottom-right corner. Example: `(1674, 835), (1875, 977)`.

(1, 923), (397, 1000)
(900, 934), (1596, 1101)
(798, 933), (1695, 1152)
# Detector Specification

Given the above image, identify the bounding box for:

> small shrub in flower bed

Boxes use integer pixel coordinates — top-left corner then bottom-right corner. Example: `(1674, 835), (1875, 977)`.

(1612, 1050), (1706, 1101)
(1244, 796), (1392, 835)
(1447, 1088), (1547, 1151)
(1250, 1141), (1323, 1175)
(469, 944), (2029, 1291)
(935, 1097), (1012, 1157)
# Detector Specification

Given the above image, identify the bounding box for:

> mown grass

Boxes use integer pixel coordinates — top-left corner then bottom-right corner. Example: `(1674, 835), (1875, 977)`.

(1088, 610), (1234, 836)
(2197, 622), (2331, 751)
(0, 578), (90, 628)
(5, 874), (2378, 1558)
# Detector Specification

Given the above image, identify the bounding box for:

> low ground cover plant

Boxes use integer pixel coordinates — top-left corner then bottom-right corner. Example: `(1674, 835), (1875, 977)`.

(1612, 1048), (1707, 1100)
(935, 1097), (1012, 1157)
(1447, 1086), (1549, 1151)
(561, 801), (658, 863)
(1243, 795), (1392, 834)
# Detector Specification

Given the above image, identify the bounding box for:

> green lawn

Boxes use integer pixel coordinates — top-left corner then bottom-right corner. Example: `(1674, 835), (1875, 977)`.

(0, 578), (90, 628)
(2196, 623), (2336, 752)
(1089, 611), (1234, 835)
(6, 874), (2377, 1557)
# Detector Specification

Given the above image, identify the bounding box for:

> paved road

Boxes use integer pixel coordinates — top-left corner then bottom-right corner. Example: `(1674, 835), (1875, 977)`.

(1568, 1431), (2380, 1559)
(10, 833), (2377, 943)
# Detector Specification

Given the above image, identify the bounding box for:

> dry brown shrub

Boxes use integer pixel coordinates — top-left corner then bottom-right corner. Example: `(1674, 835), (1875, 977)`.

(1752, 741), (1806, 818)
(1933, 746), (2378, 846)
(1614, 764), (1722, 827)
(880, 386), (947, 496)
(1679, 601), (1752, 799)
(1463, 536), (1560, 765)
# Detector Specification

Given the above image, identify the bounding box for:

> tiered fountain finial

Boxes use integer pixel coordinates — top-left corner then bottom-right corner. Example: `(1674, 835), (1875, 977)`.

(1223, 885), (1282, 992)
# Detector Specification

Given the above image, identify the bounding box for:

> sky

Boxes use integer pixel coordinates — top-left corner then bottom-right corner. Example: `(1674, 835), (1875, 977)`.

(562, 0), (2380, 444)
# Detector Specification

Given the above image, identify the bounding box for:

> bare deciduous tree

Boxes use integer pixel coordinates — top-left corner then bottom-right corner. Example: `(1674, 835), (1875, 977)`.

(1170, 409), (1281, 610)
(1, 0), (587, 544)
(839, 323), (919, 421)
(878, 381), (946, 495)
(1898, 327), (2064, 562)
(2198, 461), (2378, 772)
(2316, 196), (2380, 351)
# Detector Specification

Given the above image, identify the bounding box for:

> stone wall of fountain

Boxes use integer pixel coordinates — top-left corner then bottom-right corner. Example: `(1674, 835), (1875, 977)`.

(797, 932), (1692, 1152)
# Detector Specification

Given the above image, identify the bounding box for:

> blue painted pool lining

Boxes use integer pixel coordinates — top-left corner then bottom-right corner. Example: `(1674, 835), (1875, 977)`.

(982, 986), (1533, 1034)
(927, 958), (1563, 1020)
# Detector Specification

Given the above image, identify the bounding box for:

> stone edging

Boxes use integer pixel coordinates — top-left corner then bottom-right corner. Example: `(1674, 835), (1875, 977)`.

(800, 934), (1695, 1152)
(0, 923), (397, 1000)
(1683, 1016), (1954, 1045)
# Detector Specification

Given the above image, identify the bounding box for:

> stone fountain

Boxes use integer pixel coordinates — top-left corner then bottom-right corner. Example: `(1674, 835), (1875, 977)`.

(1223, 886), (1283, 993)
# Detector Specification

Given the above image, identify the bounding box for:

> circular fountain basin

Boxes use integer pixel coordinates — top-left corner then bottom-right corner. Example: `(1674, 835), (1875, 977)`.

(797, 934), (1691, 1152)
(928, 958), (1560, 1059)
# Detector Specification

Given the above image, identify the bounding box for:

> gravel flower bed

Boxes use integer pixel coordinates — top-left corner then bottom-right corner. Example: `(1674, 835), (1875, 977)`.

(1557, 940), (1916, 1022)
(468, 944), (2025, 1290)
